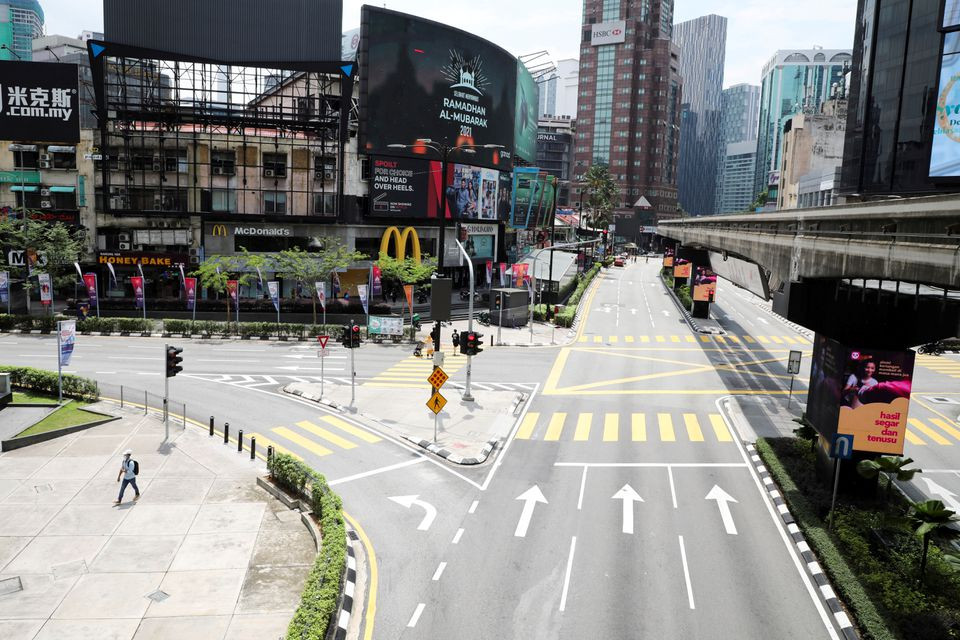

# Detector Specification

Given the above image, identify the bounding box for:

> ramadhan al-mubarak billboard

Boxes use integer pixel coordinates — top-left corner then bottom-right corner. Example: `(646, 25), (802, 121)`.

(360, 6), (517, 170)
(0, 62), (79, 143)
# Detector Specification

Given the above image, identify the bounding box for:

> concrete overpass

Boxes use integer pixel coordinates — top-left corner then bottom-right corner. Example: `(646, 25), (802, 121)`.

(656, 195), (960, 347)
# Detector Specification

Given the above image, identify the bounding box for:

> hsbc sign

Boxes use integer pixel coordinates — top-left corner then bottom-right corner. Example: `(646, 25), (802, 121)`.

(591, 20), (626, 46)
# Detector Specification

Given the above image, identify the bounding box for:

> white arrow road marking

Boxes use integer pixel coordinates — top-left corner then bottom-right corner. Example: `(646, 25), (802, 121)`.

(705, 485), (739, 535)
(612, 484), (644, 534)
(662, 310), (670, 317)
(283, 354), (320, 359)
(758, 317), (770, 324)
(921, 478), (960, 512)
(514, 485), (548, 537)
(388, 495), (438, 531)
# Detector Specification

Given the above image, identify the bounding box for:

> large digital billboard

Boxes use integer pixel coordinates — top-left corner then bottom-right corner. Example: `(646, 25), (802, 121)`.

(369, 156), (440, 217)
(0, 62), (79, 143)
(807, 334), (916, 455)
(360, 7), (517, 171)
(673, 258), (692, 279)
(444, 163), (501, 220)
(930, 33), (960, 177)
(510, 169), (554, 229)
(514, 61), (538, 163)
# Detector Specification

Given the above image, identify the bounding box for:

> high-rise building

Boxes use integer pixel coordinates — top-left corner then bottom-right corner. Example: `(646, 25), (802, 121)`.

(574, 0), (683, 236)
(673, 14), (726, 216)
(0, 0), (43, 61)
(754, 48), (852, 206)
(715, 83), (760, 213)
(777, 98), (847, 209)
(537, 115), (575, 206)
(539, 58), (580, 119)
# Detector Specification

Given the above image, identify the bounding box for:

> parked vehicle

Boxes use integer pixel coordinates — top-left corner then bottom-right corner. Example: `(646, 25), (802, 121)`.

(918, 341), (945, 356)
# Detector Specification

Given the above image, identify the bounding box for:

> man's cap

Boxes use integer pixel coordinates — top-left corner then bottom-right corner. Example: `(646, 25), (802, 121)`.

(123, 449), (133, 455)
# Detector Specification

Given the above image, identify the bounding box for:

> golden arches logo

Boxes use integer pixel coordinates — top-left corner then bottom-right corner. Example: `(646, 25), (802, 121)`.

(211, 224), (228, 237)
(380, 226), (421, 264)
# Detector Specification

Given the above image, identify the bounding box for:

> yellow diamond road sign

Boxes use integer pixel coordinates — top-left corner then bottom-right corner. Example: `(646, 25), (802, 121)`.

(427, 391), (447, 414)
(427, 367), (449, 389)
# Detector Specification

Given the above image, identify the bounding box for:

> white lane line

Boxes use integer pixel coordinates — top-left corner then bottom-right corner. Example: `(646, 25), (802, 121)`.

(197, 359), (260, 363)
(94, 371), (117, 374)
(328, 458), (426, 486)
(432, 562), (447, 581)
(559, 536), (577, 612)
(577, 466), (588, 511)
(136, 372), (160, 376)
(668, 465), (678, 509)
(407, 603), (425, 627)
(468, 500), (479, 514)
(452, 528), (464, 544)
(678, 535), (695, 610)
(555, 462), (749, 468)
(758, 317), (770, 325)
(108, 356), (159, 360)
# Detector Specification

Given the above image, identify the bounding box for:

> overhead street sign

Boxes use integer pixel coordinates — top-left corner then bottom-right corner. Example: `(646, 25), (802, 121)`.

(427, 367), (449, 389)
(427, 391), (447, 414)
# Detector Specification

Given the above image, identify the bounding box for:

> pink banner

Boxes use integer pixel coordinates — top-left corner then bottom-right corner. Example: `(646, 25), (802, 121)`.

(184, 277), (197, 311)
(226, 280), (239, 310)
(513, 263), (529, 288)
(131, 276), (144, 309)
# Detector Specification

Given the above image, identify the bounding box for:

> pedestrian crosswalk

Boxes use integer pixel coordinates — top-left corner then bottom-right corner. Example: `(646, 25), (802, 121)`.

(916, 355), (960, 379)
(577, 334), (811, 346)
(365, 350), (467, 389)
(514, 411), (735, 444)
(248, 414), (383, 461)
(902, 416), (960, 447)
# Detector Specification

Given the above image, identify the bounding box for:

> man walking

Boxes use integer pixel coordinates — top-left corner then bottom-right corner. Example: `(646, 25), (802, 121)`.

(451, 329), (460, 356)
(114, 449), (140, 504)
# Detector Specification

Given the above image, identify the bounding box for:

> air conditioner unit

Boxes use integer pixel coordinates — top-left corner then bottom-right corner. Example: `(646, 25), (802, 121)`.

(40, 200), (52, 209)
(189, 255), (199, 265)
(264, 169), (276, 178)
(213, 166), (225, 175)
(116, 154), (127, 163)
(110, 187), (127, 196)
(39, 154), (51, 161)
(152, 154), (161, 162)
(152, 162), (163, 171)
(118, 241), (131, 250)
(153, 195), (163, 208)
(324, 171), (334, 180)
(40, 188), (51, 196)
(188, 247), (199, 257)
(118, 232), (131, 242)
(39, 160), (51, 169)
(110, 196), (128, 209)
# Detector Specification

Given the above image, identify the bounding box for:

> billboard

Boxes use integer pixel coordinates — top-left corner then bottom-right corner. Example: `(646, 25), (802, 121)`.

(931, 35), (960, 177)
(360, 7), (517, 170)
(945, 1), (960, 30)
(514, 61), (539, 163)
(511, 169), (554, 229)
(663, 248), (674, 268)
(807, 334), (916, 455)
(0, 62), (79, 143)
(446, 163), (501, 220)
(673, 258), (692, 279)
(591, 20), (626, 46)
(369, 156), (439, 217)
(693, 267), (717, 302)
(497, 171), (513, 221)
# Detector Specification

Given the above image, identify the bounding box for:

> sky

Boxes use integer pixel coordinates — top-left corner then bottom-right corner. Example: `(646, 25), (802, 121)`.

(40, 0), (858, 88)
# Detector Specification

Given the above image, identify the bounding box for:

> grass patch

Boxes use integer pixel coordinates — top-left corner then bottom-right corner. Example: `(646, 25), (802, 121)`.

(15, 400), (108, 437)
(12, 389), (60, 405)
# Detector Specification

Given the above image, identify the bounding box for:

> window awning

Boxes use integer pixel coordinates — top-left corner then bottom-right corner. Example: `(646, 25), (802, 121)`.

(48, 186), (75, 193)
(46, 146), (76, 153)
(9, 185), (38, 192)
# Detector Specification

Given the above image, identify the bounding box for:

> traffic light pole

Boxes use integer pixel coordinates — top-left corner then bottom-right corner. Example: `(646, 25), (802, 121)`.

(163, 343), (169, 441)
(350, 346), (356, 408)
(454, 239), (474, 402)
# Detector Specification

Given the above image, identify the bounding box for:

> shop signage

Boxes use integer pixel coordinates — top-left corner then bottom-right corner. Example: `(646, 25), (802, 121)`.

(233, 226), (293, 237)
(97, 252), (186, 267)
(591, 20), (626, 46)
(379, 226), (422, 264)
(0, 62), (80, 142)
(460, 222), (497, 235)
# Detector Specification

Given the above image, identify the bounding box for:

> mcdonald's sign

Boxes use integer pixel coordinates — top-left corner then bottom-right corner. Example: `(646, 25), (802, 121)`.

(380, 226), (421, 264)
(211, 224), (229, 237)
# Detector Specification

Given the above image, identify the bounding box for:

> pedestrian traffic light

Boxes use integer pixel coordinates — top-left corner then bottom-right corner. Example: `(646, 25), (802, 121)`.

(165, 345), (183, 378)
(350, 324), (362, 349)
(340, 325), (352, 348)
(431, 322), (441, 350)
(461, 331), (484, 356)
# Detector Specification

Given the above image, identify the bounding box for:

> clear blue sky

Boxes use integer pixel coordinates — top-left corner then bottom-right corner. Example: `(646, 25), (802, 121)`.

(42, 0), (857, 88)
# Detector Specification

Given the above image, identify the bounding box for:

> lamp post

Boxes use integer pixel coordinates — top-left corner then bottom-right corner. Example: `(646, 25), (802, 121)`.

(528, 238), (602, 343)
(453, 238), (475, 402)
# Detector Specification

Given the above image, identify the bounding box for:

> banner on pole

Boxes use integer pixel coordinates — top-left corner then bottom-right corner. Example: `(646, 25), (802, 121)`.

(184, 277), (197, 311)
(267, 281), (280, 312)
(106, 262), (117, 288)
(73, 262), (83, 280)
(485, 260), (492, 286)
(372, 265), (382, 297)
(226, 280), (239, 310)
(404, 284), (414, 312)
(513, 263), (529, 288)
(358, 284), (369, 315)
(131, 276), (144, 309)
(83, 273), (98, 310)
(178, 264), (186, 289)
(0, 271), (8, 304)
(499, 263), (509, 287)
(38, 273), (52, 305)
(315, 281), (327, 309)
(58, 320), (76, 367)
(332, 271), (341, 296)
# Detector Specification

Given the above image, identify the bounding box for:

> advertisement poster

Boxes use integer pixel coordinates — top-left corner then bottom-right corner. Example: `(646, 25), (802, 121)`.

(83, 273), (98, 309)
(692, 267), (717, 303)
(446, 164), (500, 220)
(360, 6), (516, 171)
(673, 258), (692, 279)
(371, 265), (382, 297)
(931, 37), (960, 177)
(58, 320), (76, 367)
(369, 156), (434, 216)
(358, 284), (369, 315)
(513, 263), (529, 288)
(0, 271), (8, 304)
(184, 277), (197, 311)
(226, 280), (239, 310)
(315, 281), (327, 309)
(512, 169), (554, 229)
(268, 281), (280, 312)
(485, 260), (492, 286)
(498, 172), (513, 221)
(38, 273), (52, 305)
(131, 276), (144, 309)
(514, 60), (539, 163)
(0, 61), (80, 143)
(663, 248), (675, 268)
(500, 263), (509, 287)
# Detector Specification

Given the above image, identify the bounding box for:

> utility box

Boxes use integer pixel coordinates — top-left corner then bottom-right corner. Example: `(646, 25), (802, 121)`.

(430, 278), (452, 321)
(490, 288), (529, 327)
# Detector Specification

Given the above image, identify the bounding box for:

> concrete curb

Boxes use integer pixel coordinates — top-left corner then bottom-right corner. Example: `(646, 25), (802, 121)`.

(2, 329), (315, 341)
(1, 411), (120, 452)
(334, 536), (358, 640)
(744, 443), (858, 640)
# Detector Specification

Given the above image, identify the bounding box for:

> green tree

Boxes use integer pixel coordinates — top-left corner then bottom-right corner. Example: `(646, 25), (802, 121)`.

(376, 252), (437, 293)
(273, 239), (365, 324)
(582, 164), (619, 230)
(750, 189), (769, 212)
(0, 216), (85, 311)
(192, 254), (254, 322)
(902, 500), (960, 587)
(857, 456), (922, 507)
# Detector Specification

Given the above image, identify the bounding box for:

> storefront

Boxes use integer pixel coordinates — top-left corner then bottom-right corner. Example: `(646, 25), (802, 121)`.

(95, 251), (188, 299)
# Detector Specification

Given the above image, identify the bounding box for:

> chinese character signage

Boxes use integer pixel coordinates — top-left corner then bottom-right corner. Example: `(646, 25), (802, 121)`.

(0, 62), (79, 142)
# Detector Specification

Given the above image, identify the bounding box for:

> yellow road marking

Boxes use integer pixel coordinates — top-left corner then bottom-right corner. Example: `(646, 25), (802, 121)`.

(757, 336), (770, 344)
(296, 420), (358, 449)
(671, 335), (680, 343)
(545, 413), (566, 441)
(709, 414), (733, 442)
(272, 426), (333, 456)
(658, 413), (676, 441)
(542, 348), (572, 394)
(632, 413), (646, 441)
(744, 335), (756, 343)
(321, 416), (381, 443)
(770, 336), (784, 344)
(594, 335), (603, 343)
(609, 336), (619, 343)
(640, 335), (650, 343)
(248, 433), (302, 460)
(685, 335), (696, 343)
(700, 335), (711, 343)
(727, 336), (741, 343)
(603, 414), (619, 441)
(625, 336), (635, 343)
(656, 336), (666, 343)
(782, 336), (797, 344)
(342, 511), (377, 640)
(909, 419), (951, 445)
(930, 418), (960, 442)
(516, 412), (540, 439)
(684, 414), (704, 442)
(579, 335), (589, 343)
(795, 336), (811, 344)
(574, 414), (592, 441)
(905, 429), (926, 445)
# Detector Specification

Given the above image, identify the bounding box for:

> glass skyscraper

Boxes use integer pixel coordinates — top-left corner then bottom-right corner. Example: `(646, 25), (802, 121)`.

(0, 0), (44, 61)
(716, 83), (760, 213)
(673, 14), (726, 215)
(754, 48), (852, 203)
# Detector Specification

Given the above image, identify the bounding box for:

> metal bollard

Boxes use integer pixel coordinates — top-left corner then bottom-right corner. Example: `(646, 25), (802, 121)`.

(182, 404), (186, 428)
(120, 386), (124, 408)
(144, 390), (148, 415)
(209, 416), (214, 437)
(224, 422), (229, 444)
(250, 437), (256, 460)
(267, 445), (274, 462)
(238, 429), (243, 452)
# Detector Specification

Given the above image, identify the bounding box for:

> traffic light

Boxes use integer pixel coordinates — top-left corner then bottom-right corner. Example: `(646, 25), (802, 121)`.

(350, 324), (362, 349)
(165, 345), (183, 378)
(461, 331), (484, 356)
(340, 325), (352, 348)
(430, 322), (441, 349)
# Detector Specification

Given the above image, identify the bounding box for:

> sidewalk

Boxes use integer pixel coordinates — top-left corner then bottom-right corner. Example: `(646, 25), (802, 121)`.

(0, 403), (316, 640)
(417, 318), (574, 348)
(285, 380), (525, 464)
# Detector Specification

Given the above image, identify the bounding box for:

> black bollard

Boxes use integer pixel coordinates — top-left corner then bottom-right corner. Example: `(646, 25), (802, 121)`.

(238, 429), (243, 452)
(250, 437), (256, 460)
(224, 422), (229, 444)
(209, 416), (214, 437)
(267, 445), (274, 462)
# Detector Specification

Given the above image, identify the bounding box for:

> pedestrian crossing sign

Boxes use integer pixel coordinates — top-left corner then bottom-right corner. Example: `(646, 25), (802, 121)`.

(427, 368), (449, 389)
(427, 391), (447, 414)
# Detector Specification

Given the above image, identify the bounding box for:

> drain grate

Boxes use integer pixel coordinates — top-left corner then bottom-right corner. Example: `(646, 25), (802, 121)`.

(146, 589), (169, 603)
(33, 484), (53, 494)
(0, 576), (23, 597)
(926, 396), (960, 405)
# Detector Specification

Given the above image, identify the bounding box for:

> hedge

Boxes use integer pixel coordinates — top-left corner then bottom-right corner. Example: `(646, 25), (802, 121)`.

(162, 319), (368, 340)
(0, 314), (64, 332)
(553, 263), (601, 328)
(267, 452), (347, 640)
(77, 317), (155, 333)
(0, 365), (100, 401)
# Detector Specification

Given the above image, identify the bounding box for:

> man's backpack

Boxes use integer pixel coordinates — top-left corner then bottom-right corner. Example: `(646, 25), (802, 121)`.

(132, 460), (140, 476)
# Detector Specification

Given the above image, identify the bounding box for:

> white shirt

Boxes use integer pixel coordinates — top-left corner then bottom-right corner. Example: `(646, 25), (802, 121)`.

(121, 459), (136, 480)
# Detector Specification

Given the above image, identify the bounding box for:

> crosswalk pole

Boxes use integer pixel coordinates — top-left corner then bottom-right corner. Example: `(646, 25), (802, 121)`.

(350, 347), (355, 407)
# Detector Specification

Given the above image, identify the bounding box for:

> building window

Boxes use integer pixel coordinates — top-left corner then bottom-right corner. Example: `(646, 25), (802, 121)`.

(164, 150), (188, 173)
(263, 153), (287, 178)
(313, 193), (336, 215)
(211, 151), (236, 175)
(50, 151), (76, 170)
(213, 189), (236, 212)
(13, 150), (39, 168)
(315, 155), (336, 181)
(264, 191), (287, 214)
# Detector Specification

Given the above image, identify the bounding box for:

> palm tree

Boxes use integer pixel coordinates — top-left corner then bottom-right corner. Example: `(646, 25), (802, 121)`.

(903, 500), (960, 587)
(582, 164), (619, 231)
(856, 456), (922, 506)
